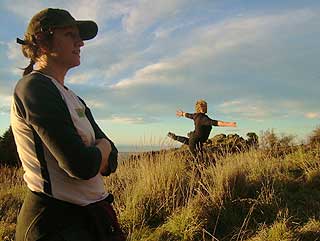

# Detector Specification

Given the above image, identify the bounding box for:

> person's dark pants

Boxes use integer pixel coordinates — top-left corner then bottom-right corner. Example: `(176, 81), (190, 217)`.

(174, 133), (203, 158)
(16, 189), (93, 241)
(16, 189), (125, 241)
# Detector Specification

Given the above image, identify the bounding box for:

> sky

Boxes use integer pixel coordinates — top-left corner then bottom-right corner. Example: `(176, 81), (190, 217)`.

(0, 0), (319, 151)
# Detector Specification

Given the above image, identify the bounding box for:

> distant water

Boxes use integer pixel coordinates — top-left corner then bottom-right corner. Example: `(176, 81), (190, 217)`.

(117, 144), (178, 161)
(117, 144), (176, 153)
(116, 145), (181, 162)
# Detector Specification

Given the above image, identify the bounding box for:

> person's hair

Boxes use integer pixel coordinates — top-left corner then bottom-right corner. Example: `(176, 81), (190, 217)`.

(195, 99), (207, 113)
(21, 31), (54, 76)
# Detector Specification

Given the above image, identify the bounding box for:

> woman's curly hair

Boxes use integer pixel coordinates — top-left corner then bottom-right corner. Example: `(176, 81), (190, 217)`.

(195, 99), (207, 113)
(20, 31), (53, 76)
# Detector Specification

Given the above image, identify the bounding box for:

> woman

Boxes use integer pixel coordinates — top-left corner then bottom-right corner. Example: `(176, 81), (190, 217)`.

(11, 8), (125, 241)
(168, 99), (237, 157)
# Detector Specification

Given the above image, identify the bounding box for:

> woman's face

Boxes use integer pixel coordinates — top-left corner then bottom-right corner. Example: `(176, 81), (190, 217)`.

(48, 26), (84, 70)
(196, 103), (207, 113)
(201, 105), (207, 113)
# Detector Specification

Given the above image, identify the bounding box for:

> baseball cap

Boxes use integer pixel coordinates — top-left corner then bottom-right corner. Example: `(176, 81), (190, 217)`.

(19, 8), (98, 42)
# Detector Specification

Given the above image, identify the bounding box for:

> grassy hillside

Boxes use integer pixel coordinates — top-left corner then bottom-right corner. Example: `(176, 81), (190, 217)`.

(1, 145), (320, 240)
(0, 167), (25, 241)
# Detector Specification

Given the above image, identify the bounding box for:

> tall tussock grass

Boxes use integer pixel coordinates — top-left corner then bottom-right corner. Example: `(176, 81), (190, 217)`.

(1, 145), (320, 240)
(0, 167), (25, 241)
(105, 145), (320, 240)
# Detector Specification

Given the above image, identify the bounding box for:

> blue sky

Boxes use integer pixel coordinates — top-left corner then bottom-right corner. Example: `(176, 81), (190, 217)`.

(0, 0), (319, 150)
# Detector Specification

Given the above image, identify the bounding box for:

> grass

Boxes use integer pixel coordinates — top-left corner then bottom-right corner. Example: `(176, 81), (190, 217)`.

(0, 167), (25, 241)
(1, 145), (320, 240)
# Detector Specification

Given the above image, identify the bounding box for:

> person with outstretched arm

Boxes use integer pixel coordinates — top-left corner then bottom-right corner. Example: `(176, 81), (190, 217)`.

(12, 8), (125, 241)
(168, 99), (237, 157)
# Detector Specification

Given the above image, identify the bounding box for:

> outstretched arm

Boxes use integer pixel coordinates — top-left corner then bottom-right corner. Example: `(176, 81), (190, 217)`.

(176, 110), (194, 119)
(217, 121), (237, 127)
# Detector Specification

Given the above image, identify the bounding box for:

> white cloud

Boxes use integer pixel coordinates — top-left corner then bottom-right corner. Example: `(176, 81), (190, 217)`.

(104, 52), (143, 79)
(3, 0), (44, 22)
(84, 30), (119, 49)
(111, 62), (175, 89)
(10, 68), (24, 77)
(111, 115), (146, 124)
(109, 114), (160, 124)
(218, 99), (273, 120)
(3, 0), (134, 29)
(6, 41), (29, 75)
(220, 100), (242, 107)
(122, 0), (187, 33)
(1, 95), (12, 105)
(65, 0), (134, 26)
(218, 98), (319, 121)
(1, 41), (29, 77)
(184, 8), (316, 58)
(279, 100), (304, 109)
(153, 22), (189, 39)
(153, 26), (178, 39)
(2, 41), (30, 78)
(305, 112), (319, 119)
(67, 72), (93, 84)
(111, 8), (319, 92)
(84, 99), (105, 109)
(7, 41), (23, 61)
(0, 95), (13, 115)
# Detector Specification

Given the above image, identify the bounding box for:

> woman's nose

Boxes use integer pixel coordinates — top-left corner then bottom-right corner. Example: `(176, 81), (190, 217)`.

(78, 39), (84, 47)
(75, 37), (84, 47)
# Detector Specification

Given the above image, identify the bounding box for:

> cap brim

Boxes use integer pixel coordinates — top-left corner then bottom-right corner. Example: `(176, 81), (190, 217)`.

(76, 21), (98, 41)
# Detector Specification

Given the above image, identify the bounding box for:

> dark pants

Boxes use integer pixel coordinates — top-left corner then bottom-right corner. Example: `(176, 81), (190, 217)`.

(174, 132), (204, 157)
(16, 190), (92, 241)
(15, 190), (125, 241)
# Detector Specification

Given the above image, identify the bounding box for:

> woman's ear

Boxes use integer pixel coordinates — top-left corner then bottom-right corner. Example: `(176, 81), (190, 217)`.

(37, 45), (49, 55)
(34, 32), (51, 54)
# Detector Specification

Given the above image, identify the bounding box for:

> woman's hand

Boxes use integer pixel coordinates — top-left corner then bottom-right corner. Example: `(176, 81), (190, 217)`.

(95, 138), (112, 174)
(176, 110), (184, 117)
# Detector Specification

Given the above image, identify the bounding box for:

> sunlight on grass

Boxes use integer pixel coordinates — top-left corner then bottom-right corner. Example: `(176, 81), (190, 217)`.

(1, 144), (319, 240)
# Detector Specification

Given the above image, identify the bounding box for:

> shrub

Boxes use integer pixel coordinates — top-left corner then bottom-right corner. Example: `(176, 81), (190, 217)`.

(308, 126), (320, 146)
(0, 126), (20, 167)
(259, 129), (296, 157)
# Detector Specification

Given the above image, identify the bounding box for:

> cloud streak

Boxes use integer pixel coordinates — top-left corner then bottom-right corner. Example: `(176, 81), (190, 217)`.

(117, 8), (316, 83)
(305, 112), (320, 119)
(122, 0), (188, 33)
